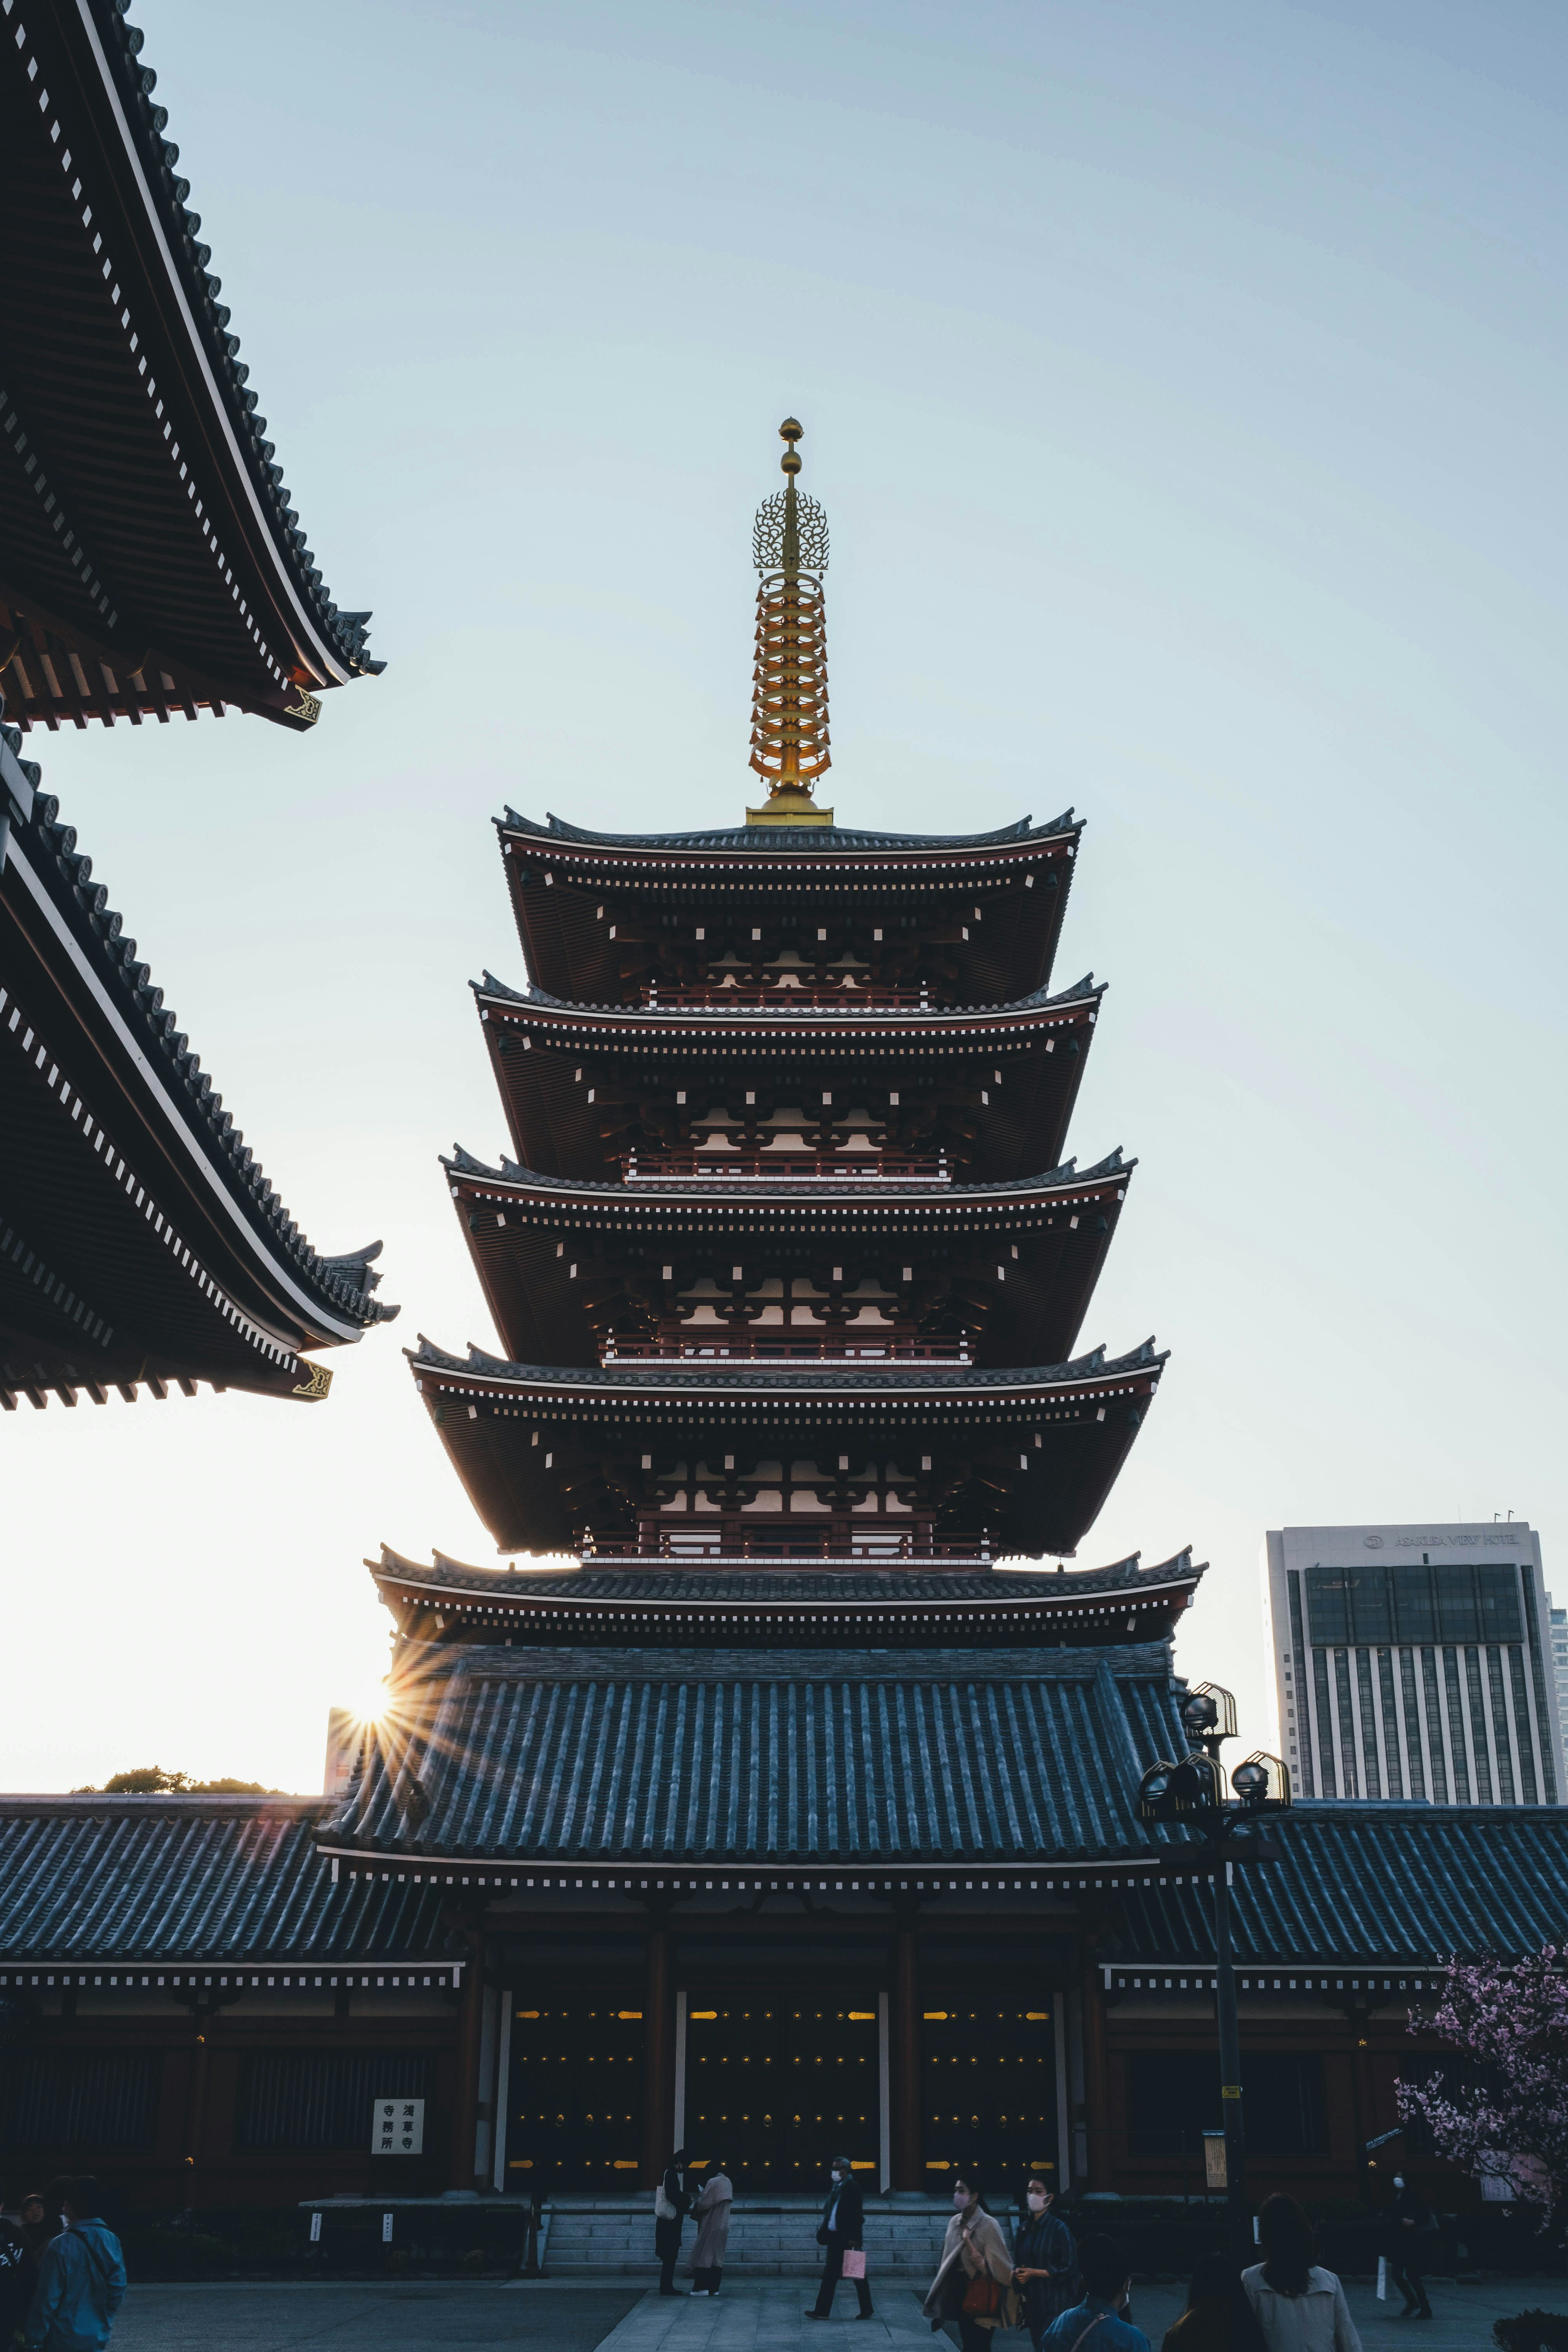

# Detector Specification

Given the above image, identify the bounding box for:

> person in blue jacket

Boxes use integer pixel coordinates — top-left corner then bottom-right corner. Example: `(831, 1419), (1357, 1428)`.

(1041, 2232), (1150, 2352)
(24, 2178), (125, 2352)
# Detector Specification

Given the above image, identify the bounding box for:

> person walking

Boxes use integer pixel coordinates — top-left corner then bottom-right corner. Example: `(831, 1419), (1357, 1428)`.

(806, 2154), (873, 2321)
(1241, 2196), (1361, 2352)
(1384, 2174), (1436, 2322)
(1040, 2232), (1150, 2352)
(922, 2170), (1015, 2352)
(1159, 2252), (1267, 2352)
(687, 2161), (733, 2299)
(654, 2146), (690, 2297)
(23, 2178), (125, 2352)
(1011, 2176), (1078, 2346)
(0, 2194), (33, 2351)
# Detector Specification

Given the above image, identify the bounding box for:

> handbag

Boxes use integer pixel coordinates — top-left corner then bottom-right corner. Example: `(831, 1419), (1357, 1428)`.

(961, 2273), (1004, 2318)
(842, 2250), (867, 2280)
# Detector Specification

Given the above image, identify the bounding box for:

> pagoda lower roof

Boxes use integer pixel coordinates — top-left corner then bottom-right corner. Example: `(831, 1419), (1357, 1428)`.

(372, 1544), (1203, 1649)
(443, 1147), (1132, 1368)
(406, 1336), (1166, 1557)
(0, 740), (395, 1405)
(0, 2), (379, 728)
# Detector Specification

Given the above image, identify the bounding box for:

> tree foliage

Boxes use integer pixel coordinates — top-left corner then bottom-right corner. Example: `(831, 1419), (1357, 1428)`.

(71, 1766), (274, 1794)
(1399, 1948), (1568, 2218)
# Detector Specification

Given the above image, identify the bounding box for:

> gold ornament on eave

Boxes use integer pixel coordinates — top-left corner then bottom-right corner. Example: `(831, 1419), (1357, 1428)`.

(746, 416), (833, 827)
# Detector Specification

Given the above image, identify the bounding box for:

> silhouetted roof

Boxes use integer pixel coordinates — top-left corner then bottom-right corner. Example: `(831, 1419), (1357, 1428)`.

(501, 809), (1080, 856)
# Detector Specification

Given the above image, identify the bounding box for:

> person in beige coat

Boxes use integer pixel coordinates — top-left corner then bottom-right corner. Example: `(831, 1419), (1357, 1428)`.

(688, 2164), (734, 2298)
(922, 2172), (1015, 2352)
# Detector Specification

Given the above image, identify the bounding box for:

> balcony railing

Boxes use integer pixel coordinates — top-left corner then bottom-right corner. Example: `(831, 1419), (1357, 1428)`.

(624, 1150), (950, 1184)
(579, 1528), (991, 1566)
(642, 979), (935, 1009)
(601, 1334), (971, 1364)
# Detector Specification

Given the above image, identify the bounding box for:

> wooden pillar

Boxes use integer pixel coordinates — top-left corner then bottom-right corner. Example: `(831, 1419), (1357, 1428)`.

(450, 1930), (488, 2191)
(892, 1918), (922, 2189)
(641, 1913), (673, 2187)
(1081, 1956), (1113, 2193)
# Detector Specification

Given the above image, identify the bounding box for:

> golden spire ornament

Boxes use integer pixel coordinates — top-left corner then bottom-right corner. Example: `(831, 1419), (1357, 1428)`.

(746, 416), (833, 826)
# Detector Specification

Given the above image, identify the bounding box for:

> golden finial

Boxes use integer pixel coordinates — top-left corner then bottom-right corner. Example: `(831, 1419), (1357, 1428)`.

(746, 417), (833, 826)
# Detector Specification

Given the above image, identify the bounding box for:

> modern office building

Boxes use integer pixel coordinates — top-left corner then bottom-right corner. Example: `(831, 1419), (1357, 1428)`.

(1263, 1523), (1561, 1805)
(1551, 1602), (1568, 1788)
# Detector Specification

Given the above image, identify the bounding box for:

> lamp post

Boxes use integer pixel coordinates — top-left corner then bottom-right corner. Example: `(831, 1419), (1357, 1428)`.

(1137, 1683), (1291, 2263)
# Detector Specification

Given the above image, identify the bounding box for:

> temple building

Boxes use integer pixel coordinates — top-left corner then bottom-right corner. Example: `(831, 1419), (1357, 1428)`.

(0, 0), (394, 1407)
(3, 421), (1566, 2230)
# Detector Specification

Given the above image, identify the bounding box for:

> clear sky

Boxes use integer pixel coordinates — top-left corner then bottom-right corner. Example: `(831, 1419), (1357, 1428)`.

(8, 0), (1566, 1793)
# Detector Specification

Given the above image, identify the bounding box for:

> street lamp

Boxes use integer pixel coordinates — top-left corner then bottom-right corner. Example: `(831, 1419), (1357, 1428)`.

(1138, 1681), (1292, 2259)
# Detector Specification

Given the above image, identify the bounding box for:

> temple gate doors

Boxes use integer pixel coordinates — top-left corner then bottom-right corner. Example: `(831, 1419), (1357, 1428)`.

(921, 2000), (1060, 2192)
(683, 1994), (880, 2190)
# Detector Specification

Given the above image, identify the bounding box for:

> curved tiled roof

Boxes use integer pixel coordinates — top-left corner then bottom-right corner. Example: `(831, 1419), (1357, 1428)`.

(372, 1543), (1202, 1606)
(321, 1648), (1186, 1865)
(408, 1335), (1164, 1394)
(91, 7), (381, 688)
(441, 1144), (1132, 1198)
(1109, 1804), (1568, 1966)
(499, 809), (1080, 855)
(0, 1797), (448, 1964)
(3, 734), (395, 1331)
(474, 969), (1103, 1022)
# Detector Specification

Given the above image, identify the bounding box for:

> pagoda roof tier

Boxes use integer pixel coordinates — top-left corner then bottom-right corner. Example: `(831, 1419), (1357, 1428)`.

(499, 806), (1081, 1007)
(318, 1632), (1189, 1868)
(406, 1334), (1166, 1557)
(474, 971), (1102, 1183)
(443, 1146), (1134, 1368)
(371, 1543), (1203, 1650)
(0, 1), (381, 730)
(0, 738), (396, 1407)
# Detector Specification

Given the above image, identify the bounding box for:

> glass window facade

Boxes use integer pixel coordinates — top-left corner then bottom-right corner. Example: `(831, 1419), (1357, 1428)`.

(1305, 1564), (1523, 1648)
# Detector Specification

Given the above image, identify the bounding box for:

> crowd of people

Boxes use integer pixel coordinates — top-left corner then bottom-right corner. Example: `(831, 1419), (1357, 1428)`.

(0, 2178), (126, 2352)
(648, 2157), (1380, 2351)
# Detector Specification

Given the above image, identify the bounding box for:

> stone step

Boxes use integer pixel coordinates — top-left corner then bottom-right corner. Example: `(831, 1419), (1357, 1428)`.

(542, 2197), (953, 2278)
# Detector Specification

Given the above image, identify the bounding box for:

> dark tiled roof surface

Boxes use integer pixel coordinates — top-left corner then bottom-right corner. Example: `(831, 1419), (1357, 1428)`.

(2, 737), (395, 1330)
(1113, 1805), (1568, 1965)
(374, 1546), (1201, 1604)
(324, 1650), (1184, 1864)
(408, 1336), (1164, 1393)
(440, 1146), (1132, 1199)
(500, 810), (1079, 855)
(82, 3), (379, 684)
(0, 1799), (448, 1963)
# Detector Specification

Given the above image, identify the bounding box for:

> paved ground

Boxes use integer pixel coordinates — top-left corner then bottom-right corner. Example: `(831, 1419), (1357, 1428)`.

(107, 2271), (1568, 2352)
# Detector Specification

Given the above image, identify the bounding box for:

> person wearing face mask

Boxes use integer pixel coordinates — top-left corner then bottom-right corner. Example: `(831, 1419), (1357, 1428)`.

(1384, 2173), (1436, 2322)
(653, 2145), (690, 2297)
(922, 2171), (1015, 2352)
(806, 2154), (873, 2321)
(1011, 2176), (1078, 2346)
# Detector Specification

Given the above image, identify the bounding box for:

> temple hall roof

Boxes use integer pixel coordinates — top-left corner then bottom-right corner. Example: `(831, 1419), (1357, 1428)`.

(1106, 1804), (1568, 1969)
(0, 1), (381, 728)
(0, 1797), (451, 1968)
(1, 736), (396, 1405)
(319, 1641), (1189, 1868)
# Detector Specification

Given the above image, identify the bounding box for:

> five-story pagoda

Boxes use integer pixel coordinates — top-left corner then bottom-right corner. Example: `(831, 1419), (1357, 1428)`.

(412, 421), (1165, 1566)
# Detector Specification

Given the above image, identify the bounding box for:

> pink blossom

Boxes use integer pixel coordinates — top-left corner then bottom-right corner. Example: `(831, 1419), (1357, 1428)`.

(1398, 1947), (1568, 2220)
